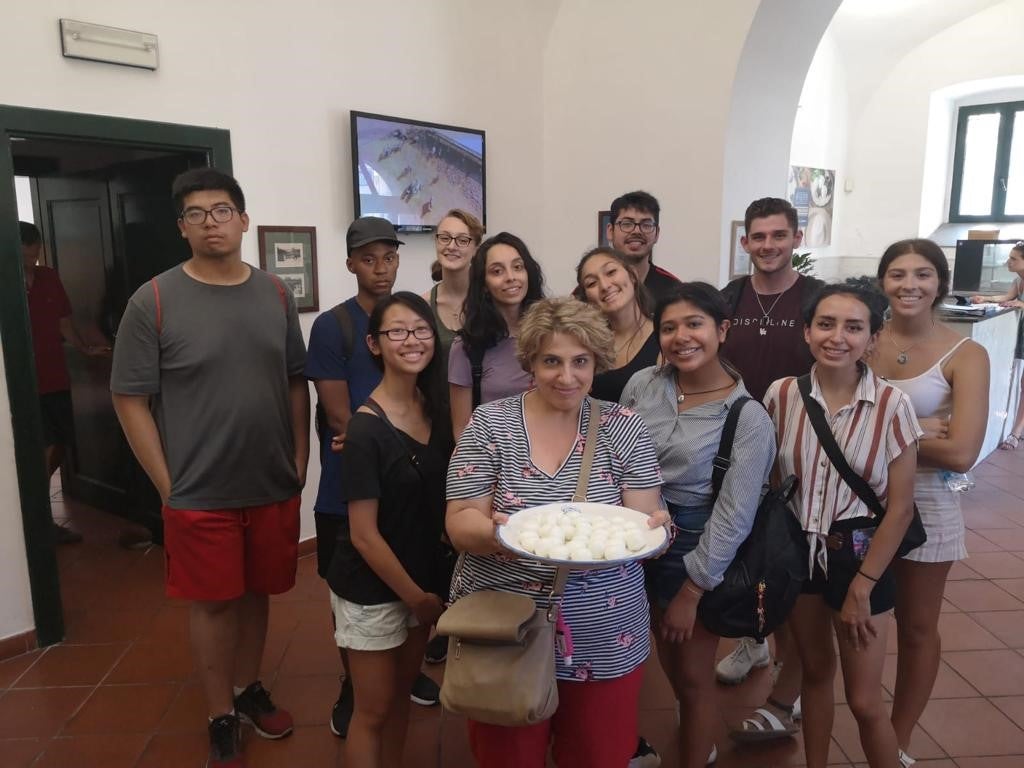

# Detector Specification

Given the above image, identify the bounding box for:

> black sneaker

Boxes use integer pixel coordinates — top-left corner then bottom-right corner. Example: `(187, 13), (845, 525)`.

(330, 677), (354, 738)
(424, 634), (448, 664)
(207, 713), (243, 768)
(233, 681), (293, 739)
(410, 672), (439, 706)
(628, 736), (662, 768)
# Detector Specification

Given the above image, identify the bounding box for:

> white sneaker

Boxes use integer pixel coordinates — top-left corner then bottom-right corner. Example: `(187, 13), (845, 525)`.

(898, 749), (915, 767)
(792, 696), (801, 721)
(706, 744), (718, 764)
(715, 637), (771, 684)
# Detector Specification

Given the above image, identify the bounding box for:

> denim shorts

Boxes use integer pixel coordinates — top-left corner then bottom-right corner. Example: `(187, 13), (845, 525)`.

(645, 503), (712, 610)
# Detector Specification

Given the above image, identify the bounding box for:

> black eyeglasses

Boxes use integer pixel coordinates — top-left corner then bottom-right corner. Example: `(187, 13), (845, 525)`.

(614, 219), (657, 234)
(435, 233), (474, 248)
(377, 327), (435, 341)
(180, 205), (240, 225)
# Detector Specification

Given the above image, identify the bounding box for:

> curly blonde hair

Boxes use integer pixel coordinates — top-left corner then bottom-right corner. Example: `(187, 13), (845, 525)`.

(516, 297), (615, 374)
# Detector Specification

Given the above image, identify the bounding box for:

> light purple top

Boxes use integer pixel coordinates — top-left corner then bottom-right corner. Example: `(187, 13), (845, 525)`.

(448, 336), (533, 404)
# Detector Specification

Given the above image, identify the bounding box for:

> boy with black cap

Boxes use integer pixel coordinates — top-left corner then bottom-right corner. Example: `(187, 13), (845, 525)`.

(305, 216), (439, 740)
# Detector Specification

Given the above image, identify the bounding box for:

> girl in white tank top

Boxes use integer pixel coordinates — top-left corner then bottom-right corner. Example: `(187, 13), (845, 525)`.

(874, 239), (990, 767)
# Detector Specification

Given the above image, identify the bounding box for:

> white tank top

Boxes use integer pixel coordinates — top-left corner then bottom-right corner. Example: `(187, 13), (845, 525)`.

(886, 338), (969, 420)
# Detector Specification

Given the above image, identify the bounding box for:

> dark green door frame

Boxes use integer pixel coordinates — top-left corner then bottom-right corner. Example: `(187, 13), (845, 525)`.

(0, 105), (231, 645)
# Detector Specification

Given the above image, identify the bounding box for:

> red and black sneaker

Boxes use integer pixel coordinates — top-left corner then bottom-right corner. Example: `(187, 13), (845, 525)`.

(207, 713), (243, 768)
(234, 681), (294, 739)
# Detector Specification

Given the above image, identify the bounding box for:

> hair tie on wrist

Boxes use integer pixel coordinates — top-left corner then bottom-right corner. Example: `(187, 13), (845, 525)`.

(858, 569), (879, 583)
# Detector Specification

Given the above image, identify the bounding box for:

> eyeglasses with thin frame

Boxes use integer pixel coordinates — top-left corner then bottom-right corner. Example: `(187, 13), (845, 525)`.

(377, 327), (435, 342)
(180, 205), (241, 226)
(614, 219), (657, 234)
(435, 232), (474, 248)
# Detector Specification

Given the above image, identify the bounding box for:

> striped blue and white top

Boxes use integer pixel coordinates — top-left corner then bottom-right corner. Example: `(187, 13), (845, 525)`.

(446, 395), (663, 682)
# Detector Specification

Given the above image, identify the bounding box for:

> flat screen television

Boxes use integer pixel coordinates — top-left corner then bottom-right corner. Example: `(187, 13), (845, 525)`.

(952, 238), (1021, 293)
(350, 111), (485, 233)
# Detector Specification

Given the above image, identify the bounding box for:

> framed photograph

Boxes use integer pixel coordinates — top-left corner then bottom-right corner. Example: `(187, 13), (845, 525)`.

(257, 226), (319, 312)
(598, 210), (613, 247)
(729, 220), (750, 279)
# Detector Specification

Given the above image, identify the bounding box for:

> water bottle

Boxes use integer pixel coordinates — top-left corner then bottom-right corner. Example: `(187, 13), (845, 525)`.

(940, 471), (976, 493)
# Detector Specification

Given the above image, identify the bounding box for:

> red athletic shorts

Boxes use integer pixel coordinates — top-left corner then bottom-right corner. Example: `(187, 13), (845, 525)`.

(466, 665), (644, 768)
(163, 495), (301, 602)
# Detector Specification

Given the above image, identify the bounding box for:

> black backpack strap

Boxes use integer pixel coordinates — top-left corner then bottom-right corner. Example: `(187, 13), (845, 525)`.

(711, 396), (753, 501)
(362, 397), (423, 479)
(795, 375), (885, 517)
(466, 343), (486, 410)
(725, 276), (750, 317)
(330, 302), (356, 361)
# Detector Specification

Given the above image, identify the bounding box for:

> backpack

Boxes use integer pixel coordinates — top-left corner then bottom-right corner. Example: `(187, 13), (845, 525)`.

(313, 302), (356, 439)
(695, 397), (806, 641)
(466, 343), (486, 410)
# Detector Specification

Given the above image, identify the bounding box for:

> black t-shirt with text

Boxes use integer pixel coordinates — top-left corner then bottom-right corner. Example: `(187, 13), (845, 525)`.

(720, 275), (816, 402)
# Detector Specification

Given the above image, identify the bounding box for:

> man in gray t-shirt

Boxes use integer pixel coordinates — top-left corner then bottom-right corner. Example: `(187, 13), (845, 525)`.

(111, 168), (309, 768)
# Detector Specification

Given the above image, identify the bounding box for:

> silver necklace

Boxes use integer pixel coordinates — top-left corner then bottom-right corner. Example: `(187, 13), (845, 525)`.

(886, 322), (934, 365)
(752, 285), (791, 336)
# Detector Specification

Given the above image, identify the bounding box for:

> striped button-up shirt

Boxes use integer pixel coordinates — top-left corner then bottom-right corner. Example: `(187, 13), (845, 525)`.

(764, 365), (922, 574)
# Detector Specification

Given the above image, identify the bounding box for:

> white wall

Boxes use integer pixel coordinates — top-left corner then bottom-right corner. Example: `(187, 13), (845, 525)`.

(0, 341), (36, 642)
(788, 29), (850, 277)
(842, 0), (1024, 261)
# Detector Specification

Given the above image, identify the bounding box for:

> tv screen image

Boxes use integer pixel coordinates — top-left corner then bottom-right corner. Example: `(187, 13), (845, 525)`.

(351, 111), (485, 233)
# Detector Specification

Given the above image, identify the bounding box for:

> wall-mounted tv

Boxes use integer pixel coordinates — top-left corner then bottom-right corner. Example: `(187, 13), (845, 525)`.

(350, 111), (485, 233)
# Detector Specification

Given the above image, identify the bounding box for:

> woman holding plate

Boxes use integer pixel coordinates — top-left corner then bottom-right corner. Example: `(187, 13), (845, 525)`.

(621, 282), (777, 768)
(446, 297), (668, 768)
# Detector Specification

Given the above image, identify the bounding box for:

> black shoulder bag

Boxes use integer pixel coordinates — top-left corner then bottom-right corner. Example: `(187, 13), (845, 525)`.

(696, 397), (806, 641)
(795, 375), (926, 559)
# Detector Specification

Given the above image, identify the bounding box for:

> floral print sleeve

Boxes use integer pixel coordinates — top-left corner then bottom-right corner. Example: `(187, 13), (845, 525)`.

(446, 406), (501, 501)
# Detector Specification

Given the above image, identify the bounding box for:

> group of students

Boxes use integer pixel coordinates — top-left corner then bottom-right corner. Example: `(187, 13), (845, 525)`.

(105, 168), (1020, 768)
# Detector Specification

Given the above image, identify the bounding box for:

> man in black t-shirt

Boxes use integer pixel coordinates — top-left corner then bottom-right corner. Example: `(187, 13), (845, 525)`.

(716, 197), (822, 740)
(606, 190), (681, 305)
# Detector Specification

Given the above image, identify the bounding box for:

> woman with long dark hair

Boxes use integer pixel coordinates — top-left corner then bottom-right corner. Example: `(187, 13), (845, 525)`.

(448, 231), (545, 438)
(327, 291), (453, 768)
(873, 240), (988, 767)
(576, 246), (658, 403)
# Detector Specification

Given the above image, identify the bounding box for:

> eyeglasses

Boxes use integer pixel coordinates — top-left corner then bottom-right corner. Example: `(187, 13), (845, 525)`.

(614, 219), (657, 234)
(435, 233), (474, 248)
(180, 205), (240, 225)
(377, 327), (435, 341)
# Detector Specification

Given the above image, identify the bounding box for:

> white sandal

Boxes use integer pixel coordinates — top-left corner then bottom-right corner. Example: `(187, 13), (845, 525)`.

(730, 704), (799, 743)
(1001, 433), (1022, 450)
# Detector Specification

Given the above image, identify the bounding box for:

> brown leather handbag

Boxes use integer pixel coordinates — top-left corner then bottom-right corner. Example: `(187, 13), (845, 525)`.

(436, 398), (600, 726)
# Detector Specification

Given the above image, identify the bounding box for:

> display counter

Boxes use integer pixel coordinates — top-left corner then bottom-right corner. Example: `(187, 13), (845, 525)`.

(943, 308), (1022, 463)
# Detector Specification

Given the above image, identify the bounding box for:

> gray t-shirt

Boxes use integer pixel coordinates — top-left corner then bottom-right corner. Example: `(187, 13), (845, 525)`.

(111, 264), (307, 510)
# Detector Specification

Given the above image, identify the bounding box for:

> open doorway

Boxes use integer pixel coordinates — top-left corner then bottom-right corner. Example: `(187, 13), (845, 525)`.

(0, 106), (232, 645)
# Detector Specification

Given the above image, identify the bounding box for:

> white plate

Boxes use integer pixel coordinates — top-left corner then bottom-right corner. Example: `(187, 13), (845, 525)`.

(497, 501), (668, 568)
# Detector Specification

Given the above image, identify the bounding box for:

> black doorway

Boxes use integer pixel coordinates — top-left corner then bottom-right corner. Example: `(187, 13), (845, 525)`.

(0, 106), (232, 645)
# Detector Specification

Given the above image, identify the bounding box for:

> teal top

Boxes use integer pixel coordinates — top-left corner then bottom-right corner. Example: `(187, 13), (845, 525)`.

(429, 283), (459, 356)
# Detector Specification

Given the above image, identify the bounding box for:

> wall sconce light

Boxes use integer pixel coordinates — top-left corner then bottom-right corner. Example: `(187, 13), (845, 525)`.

(60, 19), (159, 70)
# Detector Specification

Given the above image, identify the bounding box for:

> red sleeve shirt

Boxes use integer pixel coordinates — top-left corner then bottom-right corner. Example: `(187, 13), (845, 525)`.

(27, 266), (72, 394)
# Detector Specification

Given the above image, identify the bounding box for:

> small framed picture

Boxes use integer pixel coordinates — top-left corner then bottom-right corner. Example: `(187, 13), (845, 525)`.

(258, 226), (319, 312)
(729, 220), (750, 280)
(598, 210), (613, 247)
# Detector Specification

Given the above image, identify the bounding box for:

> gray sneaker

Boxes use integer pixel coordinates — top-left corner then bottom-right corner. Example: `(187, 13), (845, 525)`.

(715, 637), (771, 684)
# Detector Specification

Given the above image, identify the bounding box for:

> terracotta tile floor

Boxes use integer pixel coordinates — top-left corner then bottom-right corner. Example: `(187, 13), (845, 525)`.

(1, 446), (1024, 766)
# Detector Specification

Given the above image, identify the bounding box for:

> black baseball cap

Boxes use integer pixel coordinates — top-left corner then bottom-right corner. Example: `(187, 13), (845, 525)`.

(346, 216), (404, 251)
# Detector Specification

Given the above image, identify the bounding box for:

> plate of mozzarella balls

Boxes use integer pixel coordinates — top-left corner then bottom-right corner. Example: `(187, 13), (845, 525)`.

(498, 502), (668, 567)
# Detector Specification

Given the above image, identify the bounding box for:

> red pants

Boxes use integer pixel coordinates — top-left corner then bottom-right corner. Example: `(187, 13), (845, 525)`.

(466, 665), (644, 768)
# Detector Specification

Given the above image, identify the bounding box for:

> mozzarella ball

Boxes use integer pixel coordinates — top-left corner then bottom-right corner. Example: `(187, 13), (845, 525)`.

(625, 530), (646, 552)
(519, 532), (539, 552)
(604, 540), (628, 560)
(533, 538), (550, 558)
(568, 545), (591, 561)
(588, 540), (607, 560)
(547, 543), (569, 561)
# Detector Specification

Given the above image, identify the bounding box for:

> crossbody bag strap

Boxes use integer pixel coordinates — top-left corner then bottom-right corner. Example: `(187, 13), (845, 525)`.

(795, 375), (885, 518)
(362, 397), (424, 479)
(572, 397), (601, 503)
(710, 396), (752, 501)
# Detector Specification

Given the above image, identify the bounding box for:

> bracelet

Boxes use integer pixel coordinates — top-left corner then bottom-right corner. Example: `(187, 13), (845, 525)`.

(683, 582), (704, 598)
(857, 569), (879, 583)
